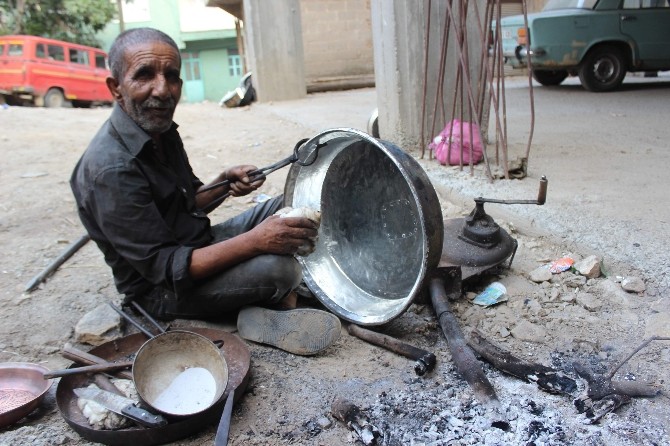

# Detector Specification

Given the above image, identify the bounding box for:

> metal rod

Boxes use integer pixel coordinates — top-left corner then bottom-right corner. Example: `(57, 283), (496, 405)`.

(347, 324), (436, 376)
(43, 361), (133, 379)
(130, 301), (166, 334)
(25, 234), (91, 292)
(108, 303), (155, 338)
(61, 345), (133, 380)
(475, 175), (548, 206)
(420, 0), (432, 158)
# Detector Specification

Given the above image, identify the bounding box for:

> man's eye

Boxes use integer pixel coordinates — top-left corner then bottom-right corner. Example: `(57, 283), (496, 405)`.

(134, 68), (153, 80)
(166, 72), (181, 82)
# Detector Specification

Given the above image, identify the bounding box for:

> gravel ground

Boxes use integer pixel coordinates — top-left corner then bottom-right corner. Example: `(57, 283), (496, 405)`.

(1, 75), (669, 446)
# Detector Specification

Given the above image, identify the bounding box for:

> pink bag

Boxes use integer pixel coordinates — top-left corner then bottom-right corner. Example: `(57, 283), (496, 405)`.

(429, 119), (483, 166)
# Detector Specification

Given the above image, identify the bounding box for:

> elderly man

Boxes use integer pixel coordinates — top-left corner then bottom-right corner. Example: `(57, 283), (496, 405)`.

(70, 27), (340, 355)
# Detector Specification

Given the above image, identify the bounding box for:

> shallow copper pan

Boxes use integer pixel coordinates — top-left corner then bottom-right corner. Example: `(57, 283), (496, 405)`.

(56, 327), (250, 446)
(0, 362), (53, 428)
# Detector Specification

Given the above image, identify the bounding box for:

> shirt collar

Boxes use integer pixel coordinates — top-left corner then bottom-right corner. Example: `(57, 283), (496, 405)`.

(109, 103), (179, 156)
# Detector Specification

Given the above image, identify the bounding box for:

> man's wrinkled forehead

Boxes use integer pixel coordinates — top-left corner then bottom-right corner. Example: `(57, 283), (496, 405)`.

(122, 41), (181, 75)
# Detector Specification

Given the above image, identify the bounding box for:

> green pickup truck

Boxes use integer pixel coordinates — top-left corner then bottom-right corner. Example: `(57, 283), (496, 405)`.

(499, 0), (670, 91)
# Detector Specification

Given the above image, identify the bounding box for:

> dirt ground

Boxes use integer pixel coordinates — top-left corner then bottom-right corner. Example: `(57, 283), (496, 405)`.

(1, 80), (669, 446)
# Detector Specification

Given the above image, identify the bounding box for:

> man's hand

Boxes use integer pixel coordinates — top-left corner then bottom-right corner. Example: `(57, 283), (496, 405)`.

(250, 215), (318, 256)
(224, 165), (265, 197)
(189, 214), (318, 280)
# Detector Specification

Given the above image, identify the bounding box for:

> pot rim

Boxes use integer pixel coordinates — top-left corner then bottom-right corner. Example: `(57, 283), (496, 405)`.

(133, 330), (229, 417)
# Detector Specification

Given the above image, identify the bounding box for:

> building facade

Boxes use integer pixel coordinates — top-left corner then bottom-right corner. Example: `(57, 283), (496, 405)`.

(98, 0), (241, 103)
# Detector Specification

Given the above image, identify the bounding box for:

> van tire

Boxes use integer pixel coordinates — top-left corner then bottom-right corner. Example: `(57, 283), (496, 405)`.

(44, 88), (65, 108)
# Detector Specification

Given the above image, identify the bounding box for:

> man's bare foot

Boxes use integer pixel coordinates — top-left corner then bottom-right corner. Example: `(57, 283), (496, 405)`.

(274, 290), (298, 310)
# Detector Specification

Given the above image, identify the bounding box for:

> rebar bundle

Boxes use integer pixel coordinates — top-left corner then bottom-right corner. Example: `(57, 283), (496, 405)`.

(420, 0), (536, 181)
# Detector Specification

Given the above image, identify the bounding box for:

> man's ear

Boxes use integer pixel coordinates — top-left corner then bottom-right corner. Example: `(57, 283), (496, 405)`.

(106, 77), (123, 103)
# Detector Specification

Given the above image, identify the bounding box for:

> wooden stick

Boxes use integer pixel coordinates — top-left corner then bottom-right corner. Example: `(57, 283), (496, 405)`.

(607, 336), (670, 380)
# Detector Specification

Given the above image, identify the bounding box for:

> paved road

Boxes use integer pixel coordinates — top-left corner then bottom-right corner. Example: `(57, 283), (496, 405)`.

(259, 73), (670, 292)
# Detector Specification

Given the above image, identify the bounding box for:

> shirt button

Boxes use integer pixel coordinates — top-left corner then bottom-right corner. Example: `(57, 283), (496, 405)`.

(192, 212), (199, 217)
(181, 187), (187, 194)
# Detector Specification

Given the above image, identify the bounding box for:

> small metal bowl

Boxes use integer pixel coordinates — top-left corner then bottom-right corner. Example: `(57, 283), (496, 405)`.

(133, 331), (229, 418)
(0, 362), (53, 427)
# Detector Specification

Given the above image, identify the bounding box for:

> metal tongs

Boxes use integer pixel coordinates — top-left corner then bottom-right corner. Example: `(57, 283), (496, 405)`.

(196, 137), (326, 213)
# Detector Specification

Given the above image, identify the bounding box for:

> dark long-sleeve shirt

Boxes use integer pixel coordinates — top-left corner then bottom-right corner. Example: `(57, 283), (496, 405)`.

(70, 105), (212, 300)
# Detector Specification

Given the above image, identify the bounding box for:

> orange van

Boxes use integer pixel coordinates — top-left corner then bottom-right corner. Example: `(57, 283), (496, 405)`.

(0, 35), (113, 107)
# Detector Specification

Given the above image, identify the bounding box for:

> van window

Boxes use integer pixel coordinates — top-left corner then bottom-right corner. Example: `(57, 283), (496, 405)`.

(8, 44), (23, 56)
(69, 48), (89, 66)
(36, 43), (47, 58)
(0, 44), (4, 56)
(95, 53), (107, 69)
(47, 45), (65, 61)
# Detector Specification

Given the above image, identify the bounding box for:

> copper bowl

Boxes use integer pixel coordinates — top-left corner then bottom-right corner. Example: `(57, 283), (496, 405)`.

(0, 362), (53, 427)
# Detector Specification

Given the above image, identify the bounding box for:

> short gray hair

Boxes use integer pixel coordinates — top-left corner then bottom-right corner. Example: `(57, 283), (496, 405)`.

(108, 27), (180, 80)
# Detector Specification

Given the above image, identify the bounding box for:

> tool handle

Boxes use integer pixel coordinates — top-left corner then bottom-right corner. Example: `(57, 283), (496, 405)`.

(44, 361), (133, 379)
(214, 388), (235, 446)
(122, 405), (168, 428)
(61, 346), (133, 380)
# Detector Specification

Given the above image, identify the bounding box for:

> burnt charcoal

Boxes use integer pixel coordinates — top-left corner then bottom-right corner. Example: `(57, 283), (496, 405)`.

(492, 420), (511, 431)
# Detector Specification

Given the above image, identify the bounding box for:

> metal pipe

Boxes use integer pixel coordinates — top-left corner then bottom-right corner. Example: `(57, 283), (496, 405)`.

(430, 274), (499, 406)
(347, 324), (436, 376)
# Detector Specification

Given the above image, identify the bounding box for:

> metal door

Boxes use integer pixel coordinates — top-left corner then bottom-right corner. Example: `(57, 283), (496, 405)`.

(620, 1), (670, 66)
(182, 52), (205, 103)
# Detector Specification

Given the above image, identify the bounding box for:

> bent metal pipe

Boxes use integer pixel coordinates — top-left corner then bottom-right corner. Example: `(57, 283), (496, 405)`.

(347, 324), (436, 376)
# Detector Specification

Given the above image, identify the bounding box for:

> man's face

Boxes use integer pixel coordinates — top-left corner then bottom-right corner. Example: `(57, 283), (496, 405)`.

(108, 41), (182, 136)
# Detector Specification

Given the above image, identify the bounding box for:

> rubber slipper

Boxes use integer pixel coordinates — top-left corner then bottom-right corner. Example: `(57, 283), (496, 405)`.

(236, 307), (341, 355)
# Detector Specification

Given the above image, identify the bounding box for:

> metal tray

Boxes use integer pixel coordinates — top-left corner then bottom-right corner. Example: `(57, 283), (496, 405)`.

(56, 327), (250, 446)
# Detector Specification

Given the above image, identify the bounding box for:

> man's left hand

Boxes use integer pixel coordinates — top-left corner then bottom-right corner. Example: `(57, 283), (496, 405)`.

(225, 165), (265, 197)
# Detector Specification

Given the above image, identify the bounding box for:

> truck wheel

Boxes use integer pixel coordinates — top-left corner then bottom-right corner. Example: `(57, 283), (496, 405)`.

(532, 70), (568, 86)
(578, 46), (626, 92)
(44, 88), (65, 108)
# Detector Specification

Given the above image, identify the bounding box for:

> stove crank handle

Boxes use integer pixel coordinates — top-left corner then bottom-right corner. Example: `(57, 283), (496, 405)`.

(475, 175), (548, 206)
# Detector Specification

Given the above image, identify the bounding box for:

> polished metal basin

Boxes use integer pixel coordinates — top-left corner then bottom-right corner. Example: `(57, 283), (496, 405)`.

(285, 129), (443, 325)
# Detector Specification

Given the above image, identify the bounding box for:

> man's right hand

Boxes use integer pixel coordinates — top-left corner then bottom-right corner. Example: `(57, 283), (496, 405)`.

(250, 215), (319, 256)
(189, 214), (318, 281)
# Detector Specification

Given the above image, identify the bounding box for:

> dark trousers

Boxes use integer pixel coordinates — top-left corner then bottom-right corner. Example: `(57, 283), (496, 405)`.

(137, 196), (302, 320)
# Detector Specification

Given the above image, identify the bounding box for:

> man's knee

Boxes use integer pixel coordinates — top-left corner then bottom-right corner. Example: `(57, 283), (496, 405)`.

(254, 254), (302, 292)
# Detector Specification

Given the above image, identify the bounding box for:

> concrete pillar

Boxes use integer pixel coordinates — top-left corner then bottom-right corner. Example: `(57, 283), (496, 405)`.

(242, 0), (306, 101)
(371, 0), (487, 153)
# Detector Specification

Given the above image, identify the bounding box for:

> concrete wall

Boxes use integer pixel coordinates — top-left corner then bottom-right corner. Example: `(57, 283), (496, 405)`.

(300, 0), (374, 91)
(243, 0), (306, 101)
(372, 0), (487, 153)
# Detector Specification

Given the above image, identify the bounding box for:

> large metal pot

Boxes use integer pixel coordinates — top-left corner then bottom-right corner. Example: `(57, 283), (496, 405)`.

(132, 330), (228, 417)
(284, 128), (443, 326)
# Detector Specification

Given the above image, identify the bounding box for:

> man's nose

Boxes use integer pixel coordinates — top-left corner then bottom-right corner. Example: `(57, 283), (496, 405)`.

(152, 75), (170, 98)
